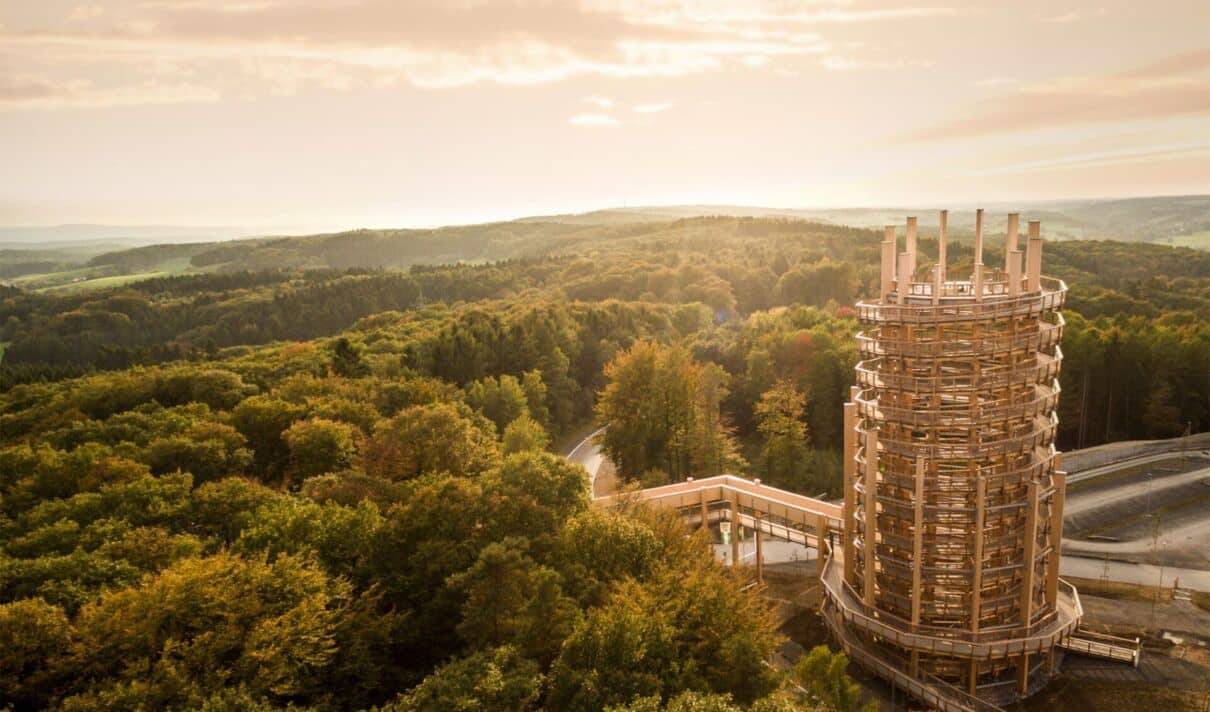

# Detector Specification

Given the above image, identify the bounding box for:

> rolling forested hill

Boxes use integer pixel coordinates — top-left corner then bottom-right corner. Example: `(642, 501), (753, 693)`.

(0, 209), (1207, 710)
(3, 215), (1207, 451)
(3, 195), (1208, 294)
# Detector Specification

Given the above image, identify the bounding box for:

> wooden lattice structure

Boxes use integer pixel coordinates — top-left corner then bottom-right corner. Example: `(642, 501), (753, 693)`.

(828, 210), (1081, 707)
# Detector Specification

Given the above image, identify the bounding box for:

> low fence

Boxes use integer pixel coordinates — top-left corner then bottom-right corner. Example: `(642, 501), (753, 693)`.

(1062, 432), (1210, 473)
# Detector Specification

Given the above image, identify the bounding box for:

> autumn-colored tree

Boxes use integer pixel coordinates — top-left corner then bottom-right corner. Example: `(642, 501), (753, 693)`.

(793, 645), (877, 712)
(465, 374), (529, 433)
(754, 380), (810, 488)
(388, 646), (543, 712)
(501, 414), (550, 454)
(448, 539), (579, 664)
(596, 341), (742, 481)
(363, 403), (499, 481)
(283, 417), (360, 481)
(0, 597), (72, 709)
(231, 395), (308, 477)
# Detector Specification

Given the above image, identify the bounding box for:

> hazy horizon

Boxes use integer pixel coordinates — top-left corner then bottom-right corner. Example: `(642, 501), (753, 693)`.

(2, 192), (1207, 242)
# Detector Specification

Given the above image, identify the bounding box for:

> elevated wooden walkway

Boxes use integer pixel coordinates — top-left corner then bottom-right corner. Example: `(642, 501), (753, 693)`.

(595, 474), (841, 550)
(1059, 630), (1141, 666)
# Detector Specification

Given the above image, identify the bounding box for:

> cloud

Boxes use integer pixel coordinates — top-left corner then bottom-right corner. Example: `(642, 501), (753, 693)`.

(822, 56), (934, 71)
(0, 0), (950, 109)
(68, 5), (105, 22)
(1041, 11), (1080, 24)
(633, 101), (673, 113)
(584, 95), (615, 109)
(975, 77), (1018, 87)
(974, 141), (1210, 175)
(0, 75), (220, 109)
(899, 48), (1210, 142)
(569, 112), (620, 127)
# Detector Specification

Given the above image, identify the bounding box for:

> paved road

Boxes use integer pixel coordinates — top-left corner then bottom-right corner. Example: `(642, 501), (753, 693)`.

(1064, 464), (1210, 516)
(1066, 450), (1208, 484)
(1060, 555), (1210, 591)
(565, 427), (606, 495)
(1062, 459), (1210, 577)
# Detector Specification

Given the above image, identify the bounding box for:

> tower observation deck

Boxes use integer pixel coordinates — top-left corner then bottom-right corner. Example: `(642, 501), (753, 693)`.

(825, 210), (1080, 707)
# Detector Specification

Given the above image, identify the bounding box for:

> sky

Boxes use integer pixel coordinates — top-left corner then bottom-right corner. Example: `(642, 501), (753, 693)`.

(1, 0), (1208, 231)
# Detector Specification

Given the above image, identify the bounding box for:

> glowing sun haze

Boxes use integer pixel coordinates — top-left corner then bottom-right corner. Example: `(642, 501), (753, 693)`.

(2, 0), (1208, 229)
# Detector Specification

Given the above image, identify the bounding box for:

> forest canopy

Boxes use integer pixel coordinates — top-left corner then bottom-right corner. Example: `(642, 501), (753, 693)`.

(0, 214), (1205, 710)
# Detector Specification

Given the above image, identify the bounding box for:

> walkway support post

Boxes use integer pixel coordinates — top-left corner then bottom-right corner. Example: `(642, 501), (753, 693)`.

(755, 513), (764, 583)
(730, 498), (740, 567)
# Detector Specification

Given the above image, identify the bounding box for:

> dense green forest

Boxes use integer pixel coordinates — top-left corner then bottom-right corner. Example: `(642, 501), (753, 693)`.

(0, 297), (864, 710)
(4, 217), (1207, 448)
(0, 215), (1206, 709)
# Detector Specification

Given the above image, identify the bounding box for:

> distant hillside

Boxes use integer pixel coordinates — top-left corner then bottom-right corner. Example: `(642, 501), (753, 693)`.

(530, 195), (1210, 245)
(170, 195), (1210, 273)
(0, 224), (273, 245)
(5, 194), (1207, 293)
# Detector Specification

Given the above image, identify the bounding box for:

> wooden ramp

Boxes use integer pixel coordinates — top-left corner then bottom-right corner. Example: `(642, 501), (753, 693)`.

(1059, 630), (1141, 667)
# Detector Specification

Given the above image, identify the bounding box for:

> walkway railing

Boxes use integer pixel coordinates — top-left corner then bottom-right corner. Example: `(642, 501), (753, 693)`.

(1059, 630), (1140, 666)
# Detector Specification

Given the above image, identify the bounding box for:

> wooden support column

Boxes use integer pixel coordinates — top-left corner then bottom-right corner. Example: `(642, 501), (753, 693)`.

(755, 513), (764, 583)
(906, 216), (918, 278)
(881, 227), (896, 303)
(817, 513), (829, 577)
(1045, 472), (1066, 609)
(1026, 220), (1043, 293)
(931, 264), (942, 305)
(1005, 212), (1019, 273)
(938, 209), (948, 282)
(972, 477), (986, 632)
(863, 428), (879, 606)
(972, 210), (986, 302)
(843, 401), (858, 583)
(897, 252), (913, 305)
(1021, 480), (1040, 628)
(969, 475), (986, 696)
(1008, 249), (1023, 296)
(973, 208), (985, 267)
(730, 498), (740, 567)
(1018, 479), (1040, 695)
(911, 457), (925, 629)
(910, 457), (925, 678)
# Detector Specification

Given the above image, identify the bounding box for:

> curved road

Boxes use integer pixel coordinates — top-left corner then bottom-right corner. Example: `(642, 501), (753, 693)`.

(566, 427), (607, 497)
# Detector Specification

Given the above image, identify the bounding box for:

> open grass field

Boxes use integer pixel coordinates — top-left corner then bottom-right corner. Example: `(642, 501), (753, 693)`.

(1171, 231), (1210, 250)
(26, 256), (198, 294)
(10, 264), (112, 290)
(1065, 575), (1174, 604)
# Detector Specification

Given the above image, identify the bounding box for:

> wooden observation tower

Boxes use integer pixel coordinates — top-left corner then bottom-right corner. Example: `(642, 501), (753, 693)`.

(823, 210), (1081, 707)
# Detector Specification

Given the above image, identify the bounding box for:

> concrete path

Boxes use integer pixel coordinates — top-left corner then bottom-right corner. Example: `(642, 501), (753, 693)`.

(1060, 555), (1210, 592)
(1065, 464), (1210, 516)
(564, 426), (607, 494)
(1066, 450), (1208, 484)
